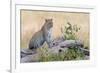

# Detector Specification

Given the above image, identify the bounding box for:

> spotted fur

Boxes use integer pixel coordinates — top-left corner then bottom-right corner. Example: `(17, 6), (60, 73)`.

(29, 19), (53, 50)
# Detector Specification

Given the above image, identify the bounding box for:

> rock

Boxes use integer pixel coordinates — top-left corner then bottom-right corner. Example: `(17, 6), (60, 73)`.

(20, 39), (89, 63)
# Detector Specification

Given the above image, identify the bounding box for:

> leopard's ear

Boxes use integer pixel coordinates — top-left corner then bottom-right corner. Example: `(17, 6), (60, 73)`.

(45, 19), (48, 22)
(45, 19), (53, 22)
(50, 19), (52, 21)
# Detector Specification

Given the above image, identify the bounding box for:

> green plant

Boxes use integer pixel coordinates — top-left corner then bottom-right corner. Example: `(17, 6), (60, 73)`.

(37, 47), (65, 62)
(63, 22), (80, 40)
(64, 46), (85, 60)
(36, 47), (85, 62)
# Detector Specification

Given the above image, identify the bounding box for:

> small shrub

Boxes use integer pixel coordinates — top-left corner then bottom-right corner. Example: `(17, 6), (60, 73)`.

(37, 47), (85, 62)
(63, 47), (85, 60)
(37, 47), (65, 61)
(63, 22), (80, 40)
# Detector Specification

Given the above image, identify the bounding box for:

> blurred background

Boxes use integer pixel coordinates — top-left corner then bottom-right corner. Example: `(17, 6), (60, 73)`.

(20, 10), (89, 49)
